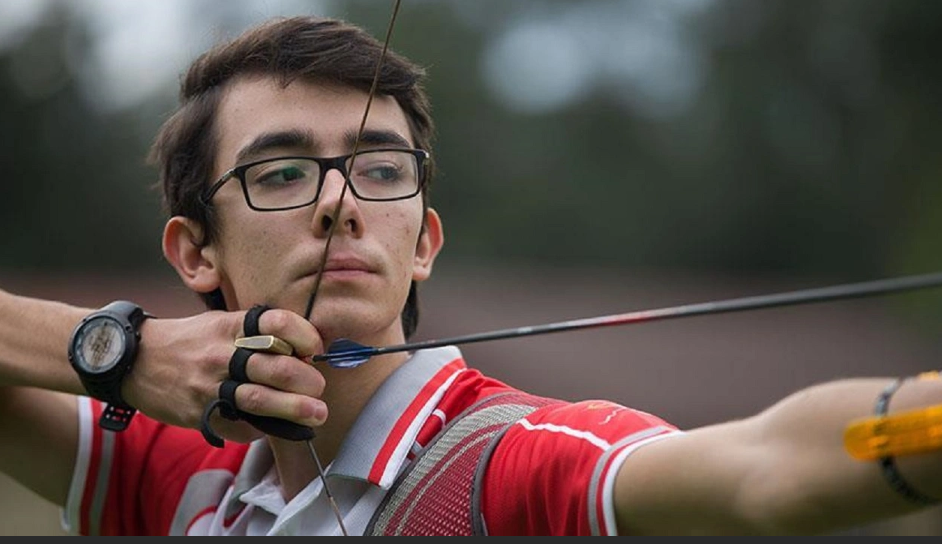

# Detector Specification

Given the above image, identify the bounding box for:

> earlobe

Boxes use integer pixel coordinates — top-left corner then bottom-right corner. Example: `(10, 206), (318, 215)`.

(413, 208), (444, 282)
(163, 217), (222, 294)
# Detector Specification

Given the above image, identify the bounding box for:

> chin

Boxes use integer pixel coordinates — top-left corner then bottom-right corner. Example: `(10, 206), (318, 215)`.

(313, 307), (398, 344)
(265, 283), (324, 317)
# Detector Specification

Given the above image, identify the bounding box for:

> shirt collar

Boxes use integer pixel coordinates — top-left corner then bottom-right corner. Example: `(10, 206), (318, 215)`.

(332, 346), (466, 487)
(224, 345), (467, 516)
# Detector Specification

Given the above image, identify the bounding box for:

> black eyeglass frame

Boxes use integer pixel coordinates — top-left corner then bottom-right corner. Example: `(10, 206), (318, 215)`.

(199, 148), (430, 212)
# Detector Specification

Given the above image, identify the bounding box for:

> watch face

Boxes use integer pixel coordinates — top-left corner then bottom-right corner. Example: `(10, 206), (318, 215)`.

(76, 316), (127, 373)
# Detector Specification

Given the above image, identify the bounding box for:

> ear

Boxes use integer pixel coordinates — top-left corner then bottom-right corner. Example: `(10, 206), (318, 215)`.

(162, 216), (222, 294)
(413, 208), (444, 282)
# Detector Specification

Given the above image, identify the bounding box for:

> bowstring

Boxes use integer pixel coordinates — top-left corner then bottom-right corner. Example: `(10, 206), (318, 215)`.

(301, 0), (404, 536)
(304, 0), (404, 321)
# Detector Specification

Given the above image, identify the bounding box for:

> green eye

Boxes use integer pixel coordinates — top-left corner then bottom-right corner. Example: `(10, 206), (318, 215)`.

(256, 165), (307, 186)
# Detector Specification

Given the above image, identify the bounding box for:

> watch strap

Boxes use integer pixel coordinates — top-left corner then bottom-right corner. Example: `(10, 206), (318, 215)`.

(99, 403), (138, 432)
(88, 301), (146, 407)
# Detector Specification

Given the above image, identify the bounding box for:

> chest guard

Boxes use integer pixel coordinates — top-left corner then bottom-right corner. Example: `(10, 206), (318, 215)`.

(365, 391), (563, 536)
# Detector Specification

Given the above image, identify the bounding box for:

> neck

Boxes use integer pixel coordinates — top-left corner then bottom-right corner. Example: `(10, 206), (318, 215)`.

(268, 350), (409, 500)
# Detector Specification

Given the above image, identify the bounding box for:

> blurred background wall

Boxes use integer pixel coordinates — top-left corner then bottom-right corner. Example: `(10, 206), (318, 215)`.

(1, 0), (941, 535)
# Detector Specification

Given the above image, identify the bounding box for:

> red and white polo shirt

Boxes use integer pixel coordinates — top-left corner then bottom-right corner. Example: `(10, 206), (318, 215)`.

(62, 346), (680, 535)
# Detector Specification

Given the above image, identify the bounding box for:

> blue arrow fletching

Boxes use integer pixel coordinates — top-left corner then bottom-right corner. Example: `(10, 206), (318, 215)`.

(322, 338), (374, 368)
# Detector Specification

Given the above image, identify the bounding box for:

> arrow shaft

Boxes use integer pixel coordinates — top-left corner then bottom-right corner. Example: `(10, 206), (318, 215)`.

(312, 271), (942, 363)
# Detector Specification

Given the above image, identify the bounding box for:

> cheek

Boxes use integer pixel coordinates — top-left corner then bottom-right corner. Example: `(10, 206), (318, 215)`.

(218, 219), (290, 281)
(383, 209), (422, 262)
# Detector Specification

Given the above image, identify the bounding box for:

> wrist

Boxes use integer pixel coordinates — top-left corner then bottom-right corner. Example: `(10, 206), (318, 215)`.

(871, 373), (941, 505)
(118, 315), (156, 412)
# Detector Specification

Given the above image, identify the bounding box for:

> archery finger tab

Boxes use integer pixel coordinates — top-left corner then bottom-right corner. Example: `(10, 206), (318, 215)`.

(234, 335), (294, 356)
(843, 403), (942, 461)
(199, 381), (244, 448)
(228, 347), (253, 382)
(243, 304), (271, 337)
(217, 380), (242, 420)
(200, 399), (227, 448)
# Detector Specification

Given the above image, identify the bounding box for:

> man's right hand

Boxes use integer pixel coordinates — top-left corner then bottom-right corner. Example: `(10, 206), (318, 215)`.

(123, 308), (328, 444)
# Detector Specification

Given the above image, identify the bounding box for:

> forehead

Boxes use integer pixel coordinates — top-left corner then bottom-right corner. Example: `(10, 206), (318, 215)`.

(213, 75), (413, 170)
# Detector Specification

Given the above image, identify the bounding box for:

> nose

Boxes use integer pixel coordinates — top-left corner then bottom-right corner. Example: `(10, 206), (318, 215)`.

(312, 167), (362, 238)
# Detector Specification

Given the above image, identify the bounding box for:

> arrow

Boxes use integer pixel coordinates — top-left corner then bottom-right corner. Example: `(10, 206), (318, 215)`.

(312, 271), (942, 368)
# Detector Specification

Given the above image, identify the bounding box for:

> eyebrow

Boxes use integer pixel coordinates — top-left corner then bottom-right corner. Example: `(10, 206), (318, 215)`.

(235, 128), (413, 165)
(235, 129), (313, 164)
(343, 129), (413, 150)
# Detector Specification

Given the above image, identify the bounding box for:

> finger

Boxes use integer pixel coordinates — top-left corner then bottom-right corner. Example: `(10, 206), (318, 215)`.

(235, 351), (326, 401)
(249, 308), (324, 359)
(201, 379), (323, 445)
(232, 381), (328, 429)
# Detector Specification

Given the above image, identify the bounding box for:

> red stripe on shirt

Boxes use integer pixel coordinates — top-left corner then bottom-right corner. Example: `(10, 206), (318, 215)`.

(368, 357), (465, 484)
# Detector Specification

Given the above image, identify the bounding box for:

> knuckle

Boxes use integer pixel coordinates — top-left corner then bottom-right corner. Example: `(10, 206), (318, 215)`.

(265, 358), (295, 386)
(307, 370), (326, 397)
(227, 312), (245, 337)
(290, 334), (322, 360)
(263, 310), (292, 334)
(264, 357), (325, 397)
(199, 310), (241, 341)
(237, 384), (265, 412)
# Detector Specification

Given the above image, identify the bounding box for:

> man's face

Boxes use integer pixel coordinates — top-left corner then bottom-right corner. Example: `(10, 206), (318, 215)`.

(205, 75), (441, 345)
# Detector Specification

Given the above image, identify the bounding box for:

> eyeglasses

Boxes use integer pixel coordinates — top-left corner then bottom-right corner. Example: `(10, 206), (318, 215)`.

(200, 148), (429, 211)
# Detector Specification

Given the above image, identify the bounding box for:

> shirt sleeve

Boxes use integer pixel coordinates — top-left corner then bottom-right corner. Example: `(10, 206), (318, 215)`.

(479, 400), (682, 536)
(63, 396), (245, 535)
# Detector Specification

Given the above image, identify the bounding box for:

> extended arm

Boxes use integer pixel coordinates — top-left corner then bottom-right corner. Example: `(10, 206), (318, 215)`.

(0, 291), (88, 504)
(615, 375), (942, 535)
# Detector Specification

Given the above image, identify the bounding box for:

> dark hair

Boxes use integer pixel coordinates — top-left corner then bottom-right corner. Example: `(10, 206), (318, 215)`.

(148, 16), (435, 339)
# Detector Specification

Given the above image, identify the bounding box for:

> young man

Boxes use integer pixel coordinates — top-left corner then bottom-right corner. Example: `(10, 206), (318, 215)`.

(1, 15), (941, 536)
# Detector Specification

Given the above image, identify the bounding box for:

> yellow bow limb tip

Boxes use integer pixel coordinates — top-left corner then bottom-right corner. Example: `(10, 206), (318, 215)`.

(844, 403), (942, 460)
(234, 335), (294, 356)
